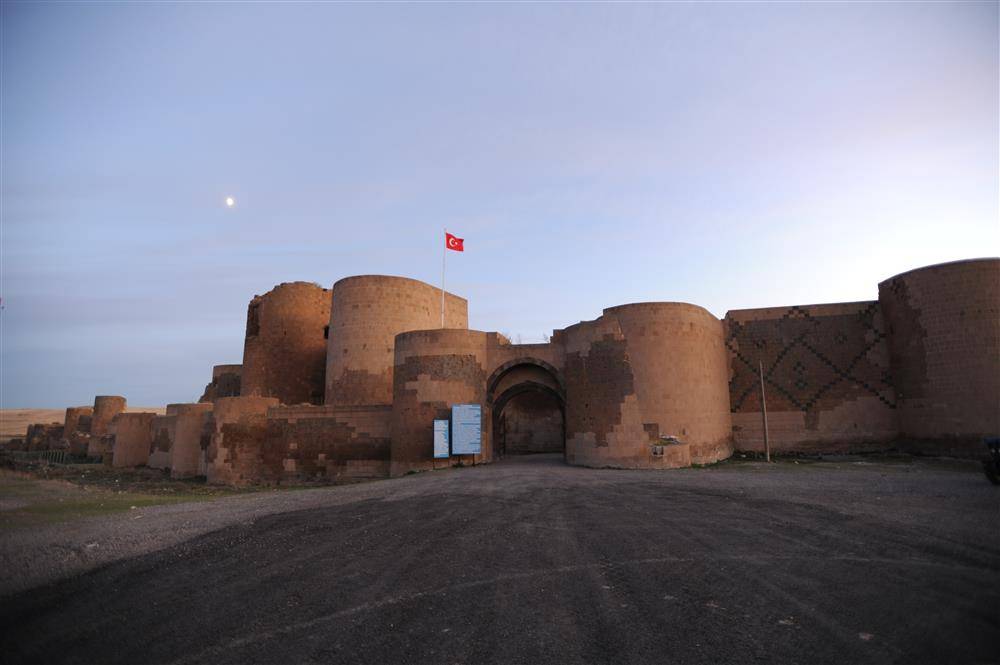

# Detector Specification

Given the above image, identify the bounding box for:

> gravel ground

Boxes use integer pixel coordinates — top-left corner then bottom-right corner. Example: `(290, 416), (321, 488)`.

(1, 455), (998, 664)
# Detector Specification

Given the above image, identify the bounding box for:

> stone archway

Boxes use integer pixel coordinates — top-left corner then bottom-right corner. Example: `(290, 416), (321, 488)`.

(487, 359), (566, 459)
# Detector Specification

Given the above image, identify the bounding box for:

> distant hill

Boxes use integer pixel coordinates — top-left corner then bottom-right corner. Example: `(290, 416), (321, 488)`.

(0, 407), (167, 442)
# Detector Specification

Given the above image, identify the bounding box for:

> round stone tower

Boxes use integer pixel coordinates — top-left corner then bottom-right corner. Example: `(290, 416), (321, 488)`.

(325, 275), (468, 407)
(91, 396), (126, 437)
(559, 302), (732, 469)
(389, 328), (489, 475)
(64, 406), (94, 436)
(241, 282), (331, 406)
(878, 258), (1000, 453)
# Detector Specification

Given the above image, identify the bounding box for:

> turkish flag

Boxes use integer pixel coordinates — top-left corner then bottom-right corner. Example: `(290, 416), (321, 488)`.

(445, 232), (464, 252)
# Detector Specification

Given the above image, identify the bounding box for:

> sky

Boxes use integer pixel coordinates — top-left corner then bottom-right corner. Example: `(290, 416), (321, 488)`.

(2, 2), (997, 408)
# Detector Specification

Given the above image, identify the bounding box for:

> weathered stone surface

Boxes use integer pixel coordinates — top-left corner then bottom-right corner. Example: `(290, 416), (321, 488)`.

(110, 412), (156, 468)
(879, 258), (1000, 453)
(198, 364), (242, 403)
(49, 259), (997, 485)
(326, 275), (468, 407)
(91, 396), (126, 437)
(242, 282), (330, 406)
(725, 301), (896, 453)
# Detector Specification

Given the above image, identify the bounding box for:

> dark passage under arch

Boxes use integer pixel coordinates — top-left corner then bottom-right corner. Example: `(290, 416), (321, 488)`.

(492, 379), (566, 458)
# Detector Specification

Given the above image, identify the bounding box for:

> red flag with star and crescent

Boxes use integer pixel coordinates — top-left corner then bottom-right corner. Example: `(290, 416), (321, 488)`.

(445, 232), (464, 252)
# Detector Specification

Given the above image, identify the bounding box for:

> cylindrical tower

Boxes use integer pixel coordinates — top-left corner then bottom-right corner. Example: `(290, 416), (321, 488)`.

(111, 412), (156, 468)
(91, 396), (126, 437)
(560, 303), (732, 468)
(878, 258), (1000, 452)
(64, 406), (93, 436)
(167, 403), (214, 479)
(199, 364), (243, 403)
(390, 329), (488, 475)
(241, 282), (330, 406)
(609, 303), (733, 464)
(325, 275), (468, 407)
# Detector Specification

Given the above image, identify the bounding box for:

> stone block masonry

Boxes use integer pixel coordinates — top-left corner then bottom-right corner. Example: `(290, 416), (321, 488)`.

(111, 412), (157, 468)
(21, 259), (996, 485)
(878, 258), (1000, 454)
(725, 301), (897, 453)
(242, 282), (330, 406)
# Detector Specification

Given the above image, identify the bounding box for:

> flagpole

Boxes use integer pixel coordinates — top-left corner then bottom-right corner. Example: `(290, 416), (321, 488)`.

(441, 228), (446, 328)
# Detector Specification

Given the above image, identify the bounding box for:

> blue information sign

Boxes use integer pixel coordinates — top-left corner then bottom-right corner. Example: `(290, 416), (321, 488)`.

(433, 419), (450, 459)
(451, 404), (482, 455)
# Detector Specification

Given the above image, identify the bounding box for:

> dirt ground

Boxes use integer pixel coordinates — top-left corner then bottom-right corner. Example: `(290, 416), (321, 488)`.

(1, 455), (997, 664)
(0, 466), (269, 530)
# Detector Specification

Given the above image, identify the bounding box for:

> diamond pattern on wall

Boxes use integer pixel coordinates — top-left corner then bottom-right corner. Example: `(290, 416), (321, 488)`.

(727, 302), (895, 413)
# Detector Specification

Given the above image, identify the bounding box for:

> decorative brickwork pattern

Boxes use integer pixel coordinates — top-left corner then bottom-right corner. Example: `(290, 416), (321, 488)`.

(727, 302), (895, 413)
(725, 301), (897, 452)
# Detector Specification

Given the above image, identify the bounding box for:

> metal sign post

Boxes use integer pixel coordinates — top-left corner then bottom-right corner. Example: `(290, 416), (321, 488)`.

(759, 360), (771, 462)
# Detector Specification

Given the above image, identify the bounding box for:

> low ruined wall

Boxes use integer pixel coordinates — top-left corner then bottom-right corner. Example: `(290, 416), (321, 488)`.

(64, 407), (93, 437)
(199, 364), (242, 403)
(148, 415), (177, 469)
(25, 423), (64, 452)
(265, 405), (392, 482)
(87, 435), (114, 462)
(206, 396), (280, 485)
(206, 398), (389, 485)
(725, 301), (897, 453)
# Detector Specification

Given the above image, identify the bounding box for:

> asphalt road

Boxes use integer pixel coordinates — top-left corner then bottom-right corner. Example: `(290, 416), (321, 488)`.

(2, 455), (998, 664)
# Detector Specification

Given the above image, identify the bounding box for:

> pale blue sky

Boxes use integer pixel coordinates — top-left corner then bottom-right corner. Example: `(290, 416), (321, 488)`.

(2, 2), (997, 407)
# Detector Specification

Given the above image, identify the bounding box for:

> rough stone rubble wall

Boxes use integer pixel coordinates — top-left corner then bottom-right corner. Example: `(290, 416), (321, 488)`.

(148, 415), (177, 469)
(24, 423), (64, 452)
(205, 397), (389, 485)
(265, 405), (391, 482)
(205, 396), (279, 485)
(725, 301), (897, 453)
(64, 407), (93, 437)
(199, 364), (242, 403)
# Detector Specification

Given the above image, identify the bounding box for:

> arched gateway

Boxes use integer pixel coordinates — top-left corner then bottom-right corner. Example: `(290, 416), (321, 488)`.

(486, 359), (566, 458)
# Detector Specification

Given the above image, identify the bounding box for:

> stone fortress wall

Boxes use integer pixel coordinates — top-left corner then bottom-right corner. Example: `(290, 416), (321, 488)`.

(325, 275), (468, 407)
(18, 259), (998, 485)
(878, 259), (1000, 454)
(199, 364), (242, 403)
(725, 301), (898, 453)
(241, 282), (331, 406)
